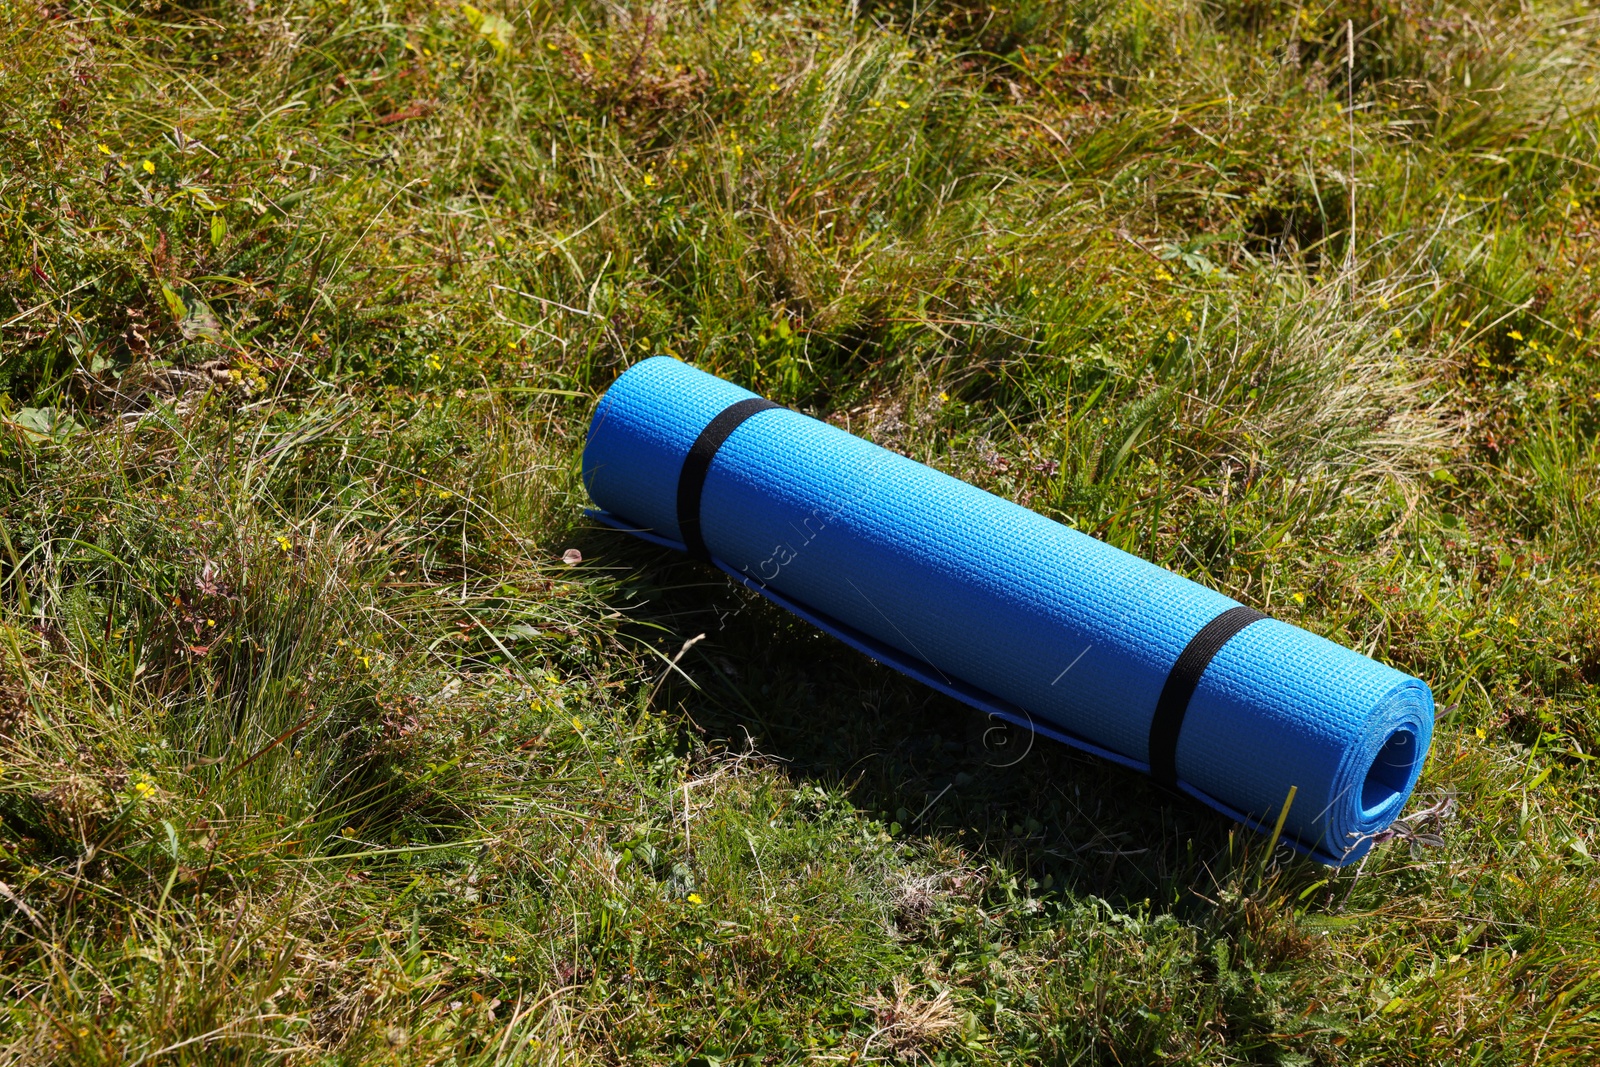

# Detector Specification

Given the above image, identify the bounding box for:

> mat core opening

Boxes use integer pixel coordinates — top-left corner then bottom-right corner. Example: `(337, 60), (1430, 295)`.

(1361, 728), (1419, 818)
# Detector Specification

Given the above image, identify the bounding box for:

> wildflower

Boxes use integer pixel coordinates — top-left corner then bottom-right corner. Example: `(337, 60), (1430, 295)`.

(642, 173), (656, 188)
(142, 159), (155, 174)
(276, 535), (292, 552)
(938, 391), (949, 402)
(687, 893), (704, 904)
(1508, 330), (1523, 341)
(1166, 330), (1176, 342)
(1292, 592), (1305, 604)
(343, 826), (356, 837)
(133, 779), (156, 799)
(768, 81), (779, 92)
(437, 489), (452, 498)
(1391, 327), (1403, 339)
(571, 717), (584, 732)
(750, 49), (764, 64)
(503, 953), (518, 963)
(896, 99), (910, 109)
(1154, 269), (1173, 282)
(97, 143), (112, 155)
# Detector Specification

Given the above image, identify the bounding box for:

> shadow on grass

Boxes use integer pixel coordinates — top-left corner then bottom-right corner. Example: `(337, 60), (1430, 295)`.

(580, 526), (1334, 920)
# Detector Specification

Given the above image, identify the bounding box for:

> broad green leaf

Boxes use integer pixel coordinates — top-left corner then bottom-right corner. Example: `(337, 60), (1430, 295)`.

(160, 283), (187, 322)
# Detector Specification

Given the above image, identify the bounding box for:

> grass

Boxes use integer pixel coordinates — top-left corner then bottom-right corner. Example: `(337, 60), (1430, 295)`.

(1, 0), (1598, 1061)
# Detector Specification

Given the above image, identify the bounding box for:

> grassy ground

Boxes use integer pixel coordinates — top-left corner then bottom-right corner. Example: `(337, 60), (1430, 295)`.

(2, 0), (1598, 1061)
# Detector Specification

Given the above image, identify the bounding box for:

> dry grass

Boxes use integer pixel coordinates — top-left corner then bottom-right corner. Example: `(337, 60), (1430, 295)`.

(1, 0), (1598, 1062)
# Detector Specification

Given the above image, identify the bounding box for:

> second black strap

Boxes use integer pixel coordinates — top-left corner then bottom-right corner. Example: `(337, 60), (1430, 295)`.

(676, 397), (783, 560)
(1147, 604), (1267, 788)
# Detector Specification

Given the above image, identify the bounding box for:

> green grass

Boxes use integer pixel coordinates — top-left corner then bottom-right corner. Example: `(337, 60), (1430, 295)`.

(2, 0), (1598, 1061)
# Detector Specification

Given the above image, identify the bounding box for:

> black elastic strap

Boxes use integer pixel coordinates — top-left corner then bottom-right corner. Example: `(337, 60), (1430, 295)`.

(676, 397), (783, 560)
(1148, 604), (1267, 787)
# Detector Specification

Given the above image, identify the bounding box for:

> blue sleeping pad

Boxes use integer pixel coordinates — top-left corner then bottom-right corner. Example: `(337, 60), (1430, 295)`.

(582, 356), (1433, 865)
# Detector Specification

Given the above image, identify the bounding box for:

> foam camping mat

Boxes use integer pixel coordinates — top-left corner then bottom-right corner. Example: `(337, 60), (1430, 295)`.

(581, 356), (1434, 865)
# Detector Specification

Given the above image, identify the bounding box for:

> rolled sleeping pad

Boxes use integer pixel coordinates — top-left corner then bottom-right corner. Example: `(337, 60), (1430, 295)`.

(581, 356), (1433, 865)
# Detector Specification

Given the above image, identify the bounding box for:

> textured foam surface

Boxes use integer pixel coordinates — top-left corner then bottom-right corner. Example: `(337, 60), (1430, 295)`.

(583, 356), (1434, 864)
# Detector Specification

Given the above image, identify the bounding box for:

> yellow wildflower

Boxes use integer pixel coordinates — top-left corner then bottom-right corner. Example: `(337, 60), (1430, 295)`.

(142, 159), (155, 174)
